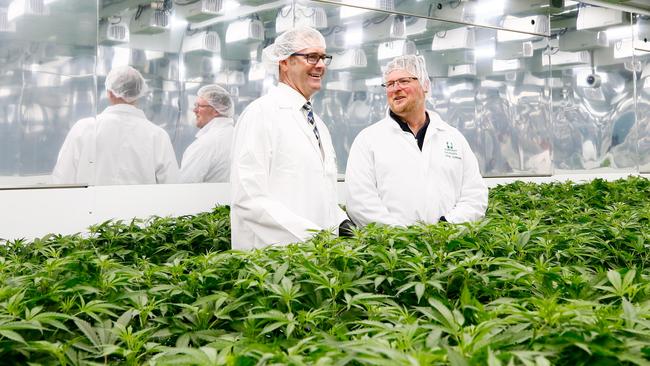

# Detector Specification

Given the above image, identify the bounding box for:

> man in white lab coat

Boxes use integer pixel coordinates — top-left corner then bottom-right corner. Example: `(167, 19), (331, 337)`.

(345, 55), (488, 227)
(230, 26), (353, 250)
(180, 85), (234, 183)
(52, 66), (179, 185)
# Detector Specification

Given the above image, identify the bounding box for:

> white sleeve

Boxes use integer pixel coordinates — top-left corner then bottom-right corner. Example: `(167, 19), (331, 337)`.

(345, 133), (403, 227)
(154, 130), (180, 184)
(214, 129), (232, 183)
(230, 104), (322, 245)
(51, 119), (91, 184)
(444, 137), (488, 223)
(180, 142), (210, 183)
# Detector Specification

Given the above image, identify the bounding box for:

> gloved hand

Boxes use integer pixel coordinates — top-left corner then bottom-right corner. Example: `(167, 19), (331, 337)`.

(439, 216), (447, 223)
(339, 219), (356, 237)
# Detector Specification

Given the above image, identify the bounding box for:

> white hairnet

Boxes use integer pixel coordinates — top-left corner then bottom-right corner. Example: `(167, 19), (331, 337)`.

(105, 65), (148, 103)
(383, 55), (431, 95)
(197, 84), (234, 118)
(262, 26), (326, 75)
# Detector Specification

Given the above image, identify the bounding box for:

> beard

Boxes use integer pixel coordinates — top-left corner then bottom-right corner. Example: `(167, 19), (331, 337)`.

(389, 96), (417, 116)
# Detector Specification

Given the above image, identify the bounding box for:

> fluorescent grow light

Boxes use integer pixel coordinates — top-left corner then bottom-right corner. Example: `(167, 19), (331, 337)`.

(377, 39), (416, 60)
(7, 0), (47, 22)
(492, 59), (523, 73)
(497, 15), (547, 42)
(432, 27), (474, 51)
(577, 6), (628, 31)
(542, 50), (590, 67)
(183, 30), (221, 54)
(276, 3), (327, 33)
(329, 48), (368, 71)
(225, 18), (264, 43)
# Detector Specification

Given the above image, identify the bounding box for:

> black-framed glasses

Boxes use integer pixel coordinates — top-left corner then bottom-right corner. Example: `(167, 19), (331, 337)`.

(381, 77), (418, 90)
(291, 52), (333, 66)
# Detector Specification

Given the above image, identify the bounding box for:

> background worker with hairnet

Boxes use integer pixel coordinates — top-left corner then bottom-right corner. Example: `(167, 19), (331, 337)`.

(52, 66), (179, 185)
(230, 26), (354, 250)
(345, 55), (488, 227)
(180, 85), (234, 183)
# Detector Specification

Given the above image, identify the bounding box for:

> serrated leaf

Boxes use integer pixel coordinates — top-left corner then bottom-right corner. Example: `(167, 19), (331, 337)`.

(415, 283), (425, 303)
(374, 275), (385, 289)
(0, 330), (25, 343)
(73, 318), (101, 348)
(447, 348), (469, 366)
(426, 328), (443, 348)
(534, 355), (550, 366)
(273, 263), (289, 285)
(488, 348), (502, 366)
(607, 270), (622, 291)
(260, 322), (285, 335)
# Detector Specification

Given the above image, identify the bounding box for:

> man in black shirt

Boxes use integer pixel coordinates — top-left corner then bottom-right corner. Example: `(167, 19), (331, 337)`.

(345, 55), (488, 227)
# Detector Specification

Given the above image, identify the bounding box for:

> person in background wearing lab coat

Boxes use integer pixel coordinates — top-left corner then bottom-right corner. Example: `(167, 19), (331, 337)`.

(52, 66), (179, 185)
(345, 55), (488, 227)
(180, 85), (234, 183)
(230, 26), (354, 250)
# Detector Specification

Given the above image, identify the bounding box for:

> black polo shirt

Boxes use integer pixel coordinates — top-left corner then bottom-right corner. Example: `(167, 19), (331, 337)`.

(389, 110), (430, 151)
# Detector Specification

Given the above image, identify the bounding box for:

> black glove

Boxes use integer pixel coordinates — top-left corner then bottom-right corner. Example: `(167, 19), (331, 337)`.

(339, 219), (356, 237)
(439, 216), (447, 223)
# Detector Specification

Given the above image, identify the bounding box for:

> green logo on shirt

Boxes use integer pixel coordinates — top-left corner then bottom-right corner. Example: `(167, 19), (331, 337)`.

(444, 141), (460, 159)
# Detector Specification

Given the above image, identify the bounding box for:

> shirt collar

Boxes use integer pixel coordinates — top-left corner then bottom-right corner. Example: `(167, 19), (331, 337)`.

(276, 82), (312, 110)
(385, 109), (448, 133)
(104, 103), (146, 119)
(196, 117), (234, 138)
(427, 110), (449, 131)
(105, 103), (144, 115)
(389, 110), (429, 135)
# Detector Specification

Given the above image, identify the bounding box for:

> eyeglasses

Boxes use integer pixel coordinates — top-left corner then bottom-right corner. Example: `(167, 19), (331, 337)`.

(291, 52), (333, 66)
(194, 103), (212, 109)
(381, 77), (418, 90)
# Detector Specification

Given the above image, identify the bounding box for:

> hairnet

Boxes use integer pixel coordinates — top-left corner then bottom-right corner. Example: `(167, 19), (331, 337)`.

(105, 65), (148, 103)
(197, 84), (234, 118)
(262, 26), (326, 75)
(383, 55), (431, 95)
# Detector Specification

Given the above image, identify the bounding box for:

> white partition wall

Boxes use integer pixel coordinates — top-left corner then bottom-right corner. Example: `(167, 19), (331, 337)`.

(3, 0), (650, 239)
(2, 174), (647, 240)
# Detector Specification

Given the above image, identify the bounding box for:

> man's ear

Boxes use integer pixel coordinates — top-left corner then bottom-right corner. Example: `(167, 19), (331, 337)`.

(422, 78), (431, 94)
(279, 58), (289, 73)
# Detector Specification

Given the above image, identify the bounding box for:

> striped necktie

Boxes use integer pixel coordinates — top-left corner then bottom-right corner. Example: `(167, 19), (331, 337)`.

(303, 102), (322, 150)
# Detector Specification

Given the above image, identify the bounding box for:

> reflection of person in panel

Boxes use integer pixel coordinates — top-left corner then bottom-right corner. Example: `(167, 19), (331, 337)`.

(180, 85), (234, 183)
(345, 55), (488, 227)
(230, 26), (354, 250)
(52, 66), (179, 185)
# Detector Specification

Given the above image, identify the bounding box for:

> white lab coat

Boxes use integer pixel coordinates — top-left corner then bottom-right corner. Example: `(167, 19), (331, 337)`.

(230, 83), (348, 250)
(180, 117), (234, 183)
(345, 110), (488, 227)
(52, 104), (180, 185)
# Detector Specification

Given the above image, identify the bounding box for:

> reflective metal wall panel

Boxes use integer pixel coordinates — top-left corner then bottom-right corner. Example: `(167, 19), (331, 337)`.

(333, 0), (552, 36)
(308, 1), (553, 176)
(20, 72), (96, 175)
(177, 82), (205, 163)
(2, 0), (650, 187)
(0, 0), (97, 185)
(637, 55), (650, 173)
(550, 5), (638, 173)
